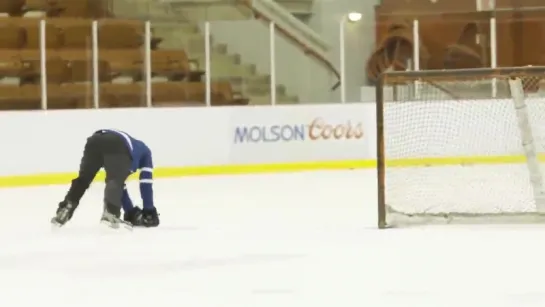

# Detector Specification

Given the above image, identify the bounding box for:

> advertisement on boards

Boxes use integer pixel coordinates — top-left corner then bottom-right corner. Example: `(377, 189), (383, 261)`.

(233, 117), (364, 143)
(229, 104), (374, 164)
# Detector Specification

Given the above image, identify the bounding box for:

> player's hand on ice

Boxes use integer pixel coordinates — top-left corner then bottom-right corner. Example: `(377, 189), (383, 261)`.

(123, 206), (159, 227)
(123, 206), (144, 226)
(142, 208), (160, 227)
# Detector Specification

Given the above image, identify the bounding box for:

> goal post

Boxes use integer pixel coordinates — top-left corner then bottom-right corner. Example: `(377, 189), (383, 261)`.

(508, 77), (545, 213)
(376, 67), (545, 228)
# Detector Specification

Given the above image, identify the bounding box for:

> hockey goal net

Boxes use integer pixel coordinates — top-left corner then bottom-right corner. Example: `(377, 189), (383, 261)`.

(376, 67), (545, 228)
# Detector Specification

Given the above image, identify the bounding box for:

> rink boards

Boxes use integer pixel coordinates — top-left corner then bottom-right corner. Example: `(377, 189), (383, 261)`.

(2, 98), (545, 187)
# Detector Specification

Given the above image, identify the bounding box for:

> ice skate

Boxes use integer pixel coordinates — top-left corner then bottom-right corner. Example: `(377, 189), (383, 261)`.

(100, 211), (121, 229)
(51, 201), (76, 227)
(101, 203), (132, 230)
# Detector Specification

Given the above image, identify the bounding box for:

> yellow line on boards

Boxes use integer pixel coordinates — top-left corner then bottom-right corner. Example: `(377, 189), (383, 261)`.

(386, 154), (544, 167)
(0, 154), (541, 188)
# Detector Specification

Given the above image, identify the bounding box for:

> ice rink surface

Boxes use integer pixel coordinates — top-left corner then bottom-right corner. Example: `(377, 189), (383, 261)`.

(2, 168), (545, 307)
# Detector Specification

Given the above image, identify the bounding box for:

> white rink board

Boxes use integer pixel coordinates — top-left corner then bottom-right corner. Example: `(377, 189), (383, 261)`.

(0, 108), (228, 176)
(0, 104), (372, 176)
(229, 104), (372, 163)
(4, 97), (545, 177)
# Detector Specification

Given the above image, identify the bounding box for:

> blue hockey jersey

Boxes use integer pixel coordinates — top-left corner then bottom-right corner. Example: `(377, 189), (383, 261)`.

(99, 129), (154, 210)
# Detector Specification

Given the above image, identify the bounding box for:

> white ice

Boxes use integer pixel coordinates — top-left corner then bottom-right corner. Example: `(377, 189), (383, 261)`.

(1, 169), (545, 307)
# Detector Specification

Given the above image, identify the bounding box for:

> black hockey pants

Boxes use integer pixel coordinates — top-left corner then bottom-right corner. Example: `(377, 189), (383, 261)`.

(64, 131), (132, 217)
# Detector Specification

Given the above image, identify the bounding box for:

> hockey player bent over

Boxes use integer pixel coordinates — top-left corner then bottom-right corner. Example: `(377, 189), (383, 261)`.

(51, 129), (160, 228)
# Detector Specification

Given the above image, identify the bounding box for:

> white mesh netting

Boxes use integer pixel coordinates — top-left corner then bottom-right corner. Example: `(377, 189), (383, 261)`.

(382, 78), (545, 226)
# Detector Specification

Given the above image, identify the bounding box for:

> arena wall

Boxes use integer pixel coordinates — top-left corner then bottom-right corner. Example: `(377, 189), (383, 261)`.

(0, 104), (373, 187)
(3, 98), (545, 187)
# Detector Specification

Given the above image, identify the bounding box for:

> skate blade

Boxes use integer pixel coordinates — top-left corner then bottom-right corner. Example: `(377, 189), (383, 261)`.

(100, 219), (120, 229)
(50, 217), (64, 228)
(100, 219), (133, 231)
(120, 220), (133, 230)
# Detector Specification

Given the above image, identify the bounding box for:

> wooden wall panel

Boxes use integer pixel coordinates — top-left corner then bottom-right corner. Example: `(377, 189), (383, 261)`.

(378, 0), (477, 13)
(373, 0), (545, 70)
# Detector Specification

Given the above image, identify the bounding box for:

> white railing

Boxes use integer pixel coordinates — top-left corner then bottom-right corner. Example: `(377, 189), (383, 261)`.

(36, 19), (155, 109)
(34, 18), (351, 109)
(39, 19), (47, 110)
(33, 16), (511, 109)
(408, 17), (498, 98)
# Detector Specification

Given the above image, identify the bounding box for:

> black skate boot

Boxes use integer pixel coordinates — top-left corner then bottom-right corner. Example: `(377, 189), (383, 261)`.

(142, 208), (160, 227)
(51, 200), (77, 227)
(123, 207), (143, 226)
(100, 202), (128, 229)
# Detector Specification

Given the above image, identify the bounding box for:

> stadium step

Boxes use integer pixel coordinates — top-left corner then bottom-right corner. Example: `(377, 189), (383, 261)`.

(112, 0), (299, 105)
(274, 0), (314, 16)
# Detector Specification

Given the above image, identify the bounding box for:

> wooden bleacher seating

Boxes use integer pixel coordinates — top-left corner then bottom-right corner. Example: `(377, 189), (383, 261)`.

(0, 82), (245, 109)
(0, 0), (248, 109)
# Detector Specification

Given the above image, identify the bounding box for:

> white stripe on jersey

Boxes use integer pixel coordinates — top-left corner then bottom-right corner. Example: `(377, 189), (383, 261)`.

(109, 129), (133, 151)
